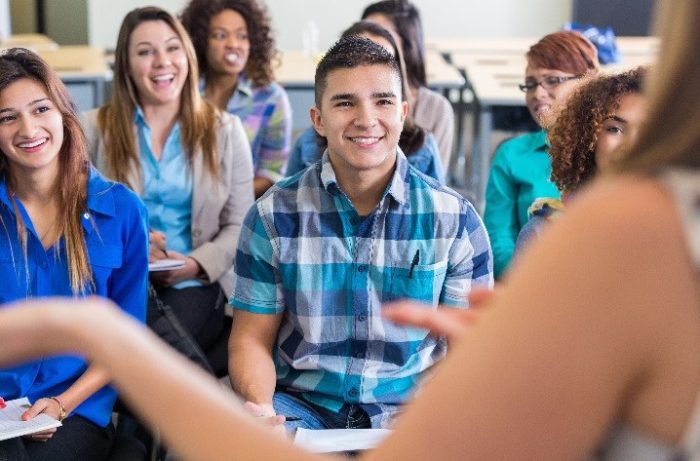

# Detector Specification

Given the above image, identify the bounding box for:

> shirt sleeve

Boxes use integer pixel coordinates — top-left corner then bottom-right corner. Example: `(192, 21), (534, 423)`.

(254, 86), (293, 183)
(108, 187), (149, 322)
(440, 199), (494, 307)
(483, 143), (519, 279)
(229, 202), (285, 315)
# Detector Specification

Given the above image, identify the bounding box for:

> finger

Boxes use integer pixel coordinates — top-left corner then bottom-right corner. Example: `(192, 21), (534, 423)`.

(22, 400), (49, 420)
(262, 415), (286, 426)
(467, 287), (495, 309)
(0, 397), (5, 409)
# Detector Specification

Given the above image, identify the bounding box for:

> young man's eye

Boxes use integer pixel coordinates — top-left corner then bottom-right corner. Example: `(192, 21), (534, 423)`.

(0, 115), (15, 124)
(377, 99), (394, 106)
(334, 101), (352, 107)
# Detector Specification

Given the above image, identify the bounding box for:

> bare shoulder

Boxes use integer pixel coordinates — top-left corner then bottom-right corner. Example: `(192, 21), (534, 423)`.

(565, 175), (686, 256)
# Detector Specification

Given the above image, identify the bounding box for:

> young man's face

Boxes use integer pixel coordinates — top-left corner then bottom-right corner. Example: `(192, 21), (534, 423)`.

(311, 64), (407, 176)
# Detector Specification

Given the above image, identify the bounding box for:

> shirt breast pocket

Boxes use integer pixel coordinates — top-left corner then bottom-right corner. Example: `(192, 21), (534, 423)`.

(386, 259), (448, 305)
(87, 241), (123, 292)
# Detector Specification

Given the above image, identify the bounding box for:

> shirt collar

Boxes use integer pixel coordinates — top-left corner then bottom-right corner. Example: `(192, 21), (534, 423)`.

(200, 74), (253, 98)
(0, 168), (116, 235)
(534, 129), (550, 149)
(319, 147), (409, 207)
(133, 106), (146, 126)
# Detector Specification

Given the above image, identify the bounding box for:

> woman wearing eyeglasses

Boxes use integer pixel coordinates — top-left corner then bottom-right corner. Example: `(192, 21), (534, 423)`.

(483, 31), (598, 279)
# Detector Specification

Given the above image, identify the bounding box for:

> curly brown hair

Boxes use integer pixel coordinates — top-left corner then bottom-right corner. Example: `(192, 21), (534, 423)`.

(180, 0), (277, 87)
(548, 67), (645, 194)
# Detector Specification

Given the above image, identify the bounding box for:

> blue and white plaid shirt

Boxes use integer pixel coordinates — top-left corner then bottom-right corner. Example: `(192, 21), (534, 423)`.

(230, 149), (493, 427)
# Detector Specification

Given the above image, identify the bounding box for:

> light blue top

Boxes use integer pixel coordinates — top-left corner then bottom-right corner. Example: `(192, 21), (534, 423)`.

(0, 168), (149, 427)
(286, 127), (445, 184)
(134, 108), (198, 289)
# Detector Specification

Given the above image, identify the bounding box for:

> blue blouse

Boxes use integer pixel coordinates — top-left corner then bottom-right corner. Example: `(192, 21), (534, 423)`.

(0, 168), (149, 427)
(286, 127), (445, 184)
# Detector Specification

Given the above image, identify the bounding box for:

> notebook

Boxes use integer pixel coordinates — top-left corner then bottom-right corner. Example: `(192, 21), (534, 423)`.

(0, 398), (62, 441)
(293, 428), (391, 453)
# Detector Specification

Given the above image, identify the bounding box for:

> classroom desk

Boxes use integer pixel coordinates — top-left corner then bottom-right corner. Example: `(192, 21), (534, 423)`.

(440, 38), (657, 211)
(276, 50), (467, 159)
(276, 49), (464, 90)
(37, 46), (112, 110)
(0, 33), (59, 51)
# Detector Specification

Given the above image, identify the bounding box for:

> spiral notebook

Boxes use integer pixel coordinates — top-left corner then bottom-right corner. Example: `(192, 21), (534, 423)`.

(0, 398), (62, 441)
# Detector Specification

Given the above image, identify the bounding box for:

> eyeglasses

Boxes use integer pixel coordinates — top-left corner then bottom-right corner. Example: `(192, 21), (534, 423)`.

(518, 75), (581, 92)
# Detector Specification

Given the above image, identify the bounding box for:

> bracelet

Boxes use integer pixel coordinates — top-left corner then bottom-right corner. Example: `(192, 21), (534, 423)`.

(48, 396), (67, 421)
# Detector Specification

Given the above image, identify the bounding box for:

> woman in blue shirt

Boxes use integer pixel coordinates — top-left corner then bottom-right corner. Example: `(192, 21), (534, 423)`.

(0, 49), (148, 460)
(82, 7), (254, 372)
(286, 20), (445, 184)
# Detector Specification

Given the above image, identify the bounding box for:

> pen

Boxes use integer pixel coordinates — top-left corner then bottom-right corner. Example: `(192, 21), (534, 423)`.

(408, 249), (420, 279)
(256, 414), (301, 421)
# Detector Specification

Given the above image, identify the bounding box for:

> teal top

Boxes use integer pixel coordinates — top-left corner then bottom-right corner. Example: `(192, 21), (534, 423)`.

(483, 130), (560, 278)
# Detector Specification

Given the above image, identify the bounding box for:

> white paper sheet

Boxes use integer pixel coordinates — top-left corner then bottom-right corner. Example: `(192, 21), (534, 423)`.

(0, 398), (62, 441)
(148, 258), (186, 272)
(294, 428), (391, 453)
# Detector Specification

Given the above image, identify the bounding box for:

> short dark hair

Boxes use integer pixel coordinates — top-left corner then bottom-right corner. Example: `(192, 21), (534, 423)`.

(314, 35), (401, 107)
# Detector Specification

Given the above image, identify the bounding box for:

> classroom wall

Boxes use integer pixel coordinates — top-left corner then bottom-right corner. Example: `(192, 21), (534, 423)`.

(86, 0), (570, 50)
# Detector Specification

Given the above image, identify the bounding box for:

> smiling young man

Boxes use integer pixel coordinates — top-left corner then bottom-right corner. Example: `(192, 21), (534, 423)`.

(228, 36), (492, 431)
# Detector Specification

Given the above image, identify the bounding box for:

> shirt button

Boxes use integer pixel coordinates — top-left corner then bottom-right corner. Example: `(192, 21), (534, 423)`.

(348, 388), (358, 397)
(83, 212), (90, 220)
(40, 261), (47, 269)
(358, 264), (368, 273)
(350, 217), (359, 225)
(358, 314), (366, 322)
(354, 351), (363, 358)
(193, 228), (202, 237)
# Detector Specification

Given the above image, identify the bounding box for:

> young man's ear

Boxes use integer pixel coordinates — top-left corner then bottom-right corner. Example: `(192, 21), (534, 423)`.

(400, 100), (408, 123)
(310, 106), (326, 137)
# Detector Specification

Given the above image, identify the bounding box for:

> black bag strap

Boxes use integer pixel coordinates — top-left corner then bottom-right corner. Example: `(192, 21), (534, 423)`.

(147, 283), (214, 374)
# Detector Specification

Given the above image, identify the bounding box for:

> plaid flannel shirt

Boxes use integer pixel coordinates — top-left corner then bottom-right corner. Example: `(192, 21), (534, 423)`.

(230, 150), (493, 427)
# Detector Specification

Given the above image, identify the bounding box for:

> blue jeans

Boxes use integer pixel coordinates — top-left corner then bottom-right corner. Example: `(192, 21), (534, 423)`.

(272, 391), (370, 433)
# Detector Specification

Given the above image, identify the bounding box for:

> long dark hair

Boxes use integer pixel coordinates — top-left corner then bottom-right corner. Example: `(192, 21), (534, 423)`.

(362, 0), (426, 89)
(0, 48), (92, 294)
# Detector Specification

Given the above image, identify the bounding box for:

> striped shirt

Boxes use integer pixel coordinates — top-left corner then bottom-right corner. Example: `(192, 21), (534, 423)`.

(230, 150), (493, 427)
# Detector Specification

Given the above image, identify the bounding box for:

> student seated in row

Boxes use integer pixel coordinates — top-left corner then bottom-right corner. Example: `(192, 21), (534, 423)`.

(181, 0), (293, 197)
(0, 48), (148, 461)
(82, 7), (254, 368)
(362, 0), (455, 167)
(483, 31), (599, 279)
(285, 20), (444, 184)
(516, 67), (647, 251)
(227, 35), (492, 431)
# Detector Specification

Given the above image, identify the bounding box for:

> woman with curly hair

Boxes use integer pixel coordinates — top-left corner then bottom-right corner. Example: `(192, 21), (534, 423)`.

(516, 67), (647, 249)
(181, 0), (292, 197)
